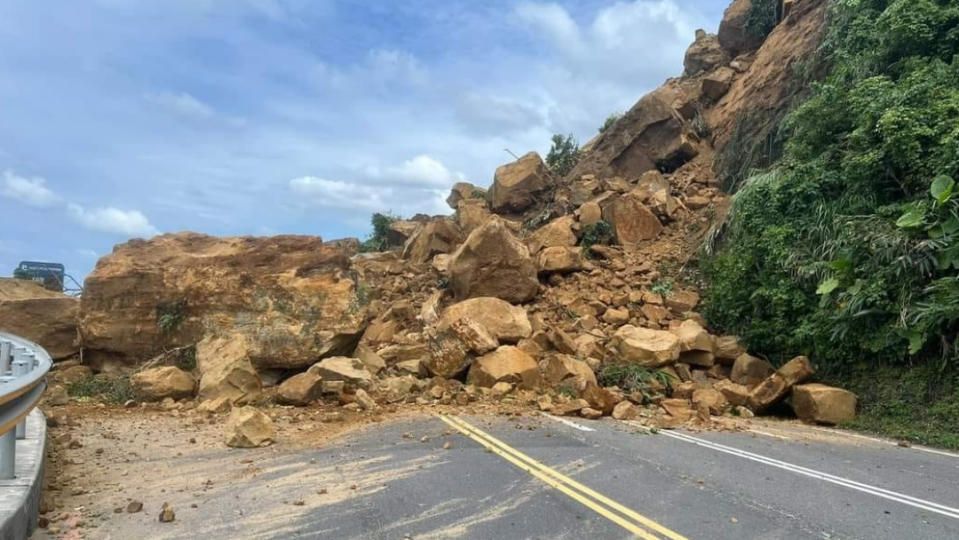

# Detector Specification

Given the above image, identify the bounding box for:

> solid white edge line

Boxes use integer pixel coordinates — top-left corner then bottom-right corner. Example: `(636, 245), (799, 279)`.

(542, 413), (596, 432)
(804, 425), (959, 459)
(625, 421), (959, 521)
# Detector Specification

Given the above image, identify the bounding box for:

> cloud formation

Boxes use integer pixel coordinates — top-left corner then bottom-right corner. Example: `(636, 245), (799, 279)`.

(66, 204), (159, 238)
(1, 170), (60, 207)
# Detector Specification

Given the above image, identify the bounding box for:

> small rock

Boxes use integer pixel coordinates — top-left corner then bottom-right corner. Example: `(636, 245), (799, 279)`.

(158, 503), (175, 523)
(126, 501), (143, 513)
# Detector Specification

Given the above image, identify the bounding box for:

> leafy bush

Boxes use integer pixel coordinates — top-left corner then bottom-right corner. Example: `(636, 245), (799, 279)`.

(598, 113), (622, 133)
(156, 301), (186, 334)
(746, 0), (779, 41)
(703, 0), (959, 368)
(650, 278), (674, 298)
(359, 212), (400, 253)
(598, 364), (672, 401)
(580, 220), (613, 254)
(546, 134), (580, 177)
(68, 375), (137, 404)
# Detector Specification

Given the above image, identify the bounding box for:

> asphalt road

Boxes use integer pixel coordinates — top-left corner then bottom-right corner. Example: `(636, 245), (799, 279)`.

(100, 413), (959, 540)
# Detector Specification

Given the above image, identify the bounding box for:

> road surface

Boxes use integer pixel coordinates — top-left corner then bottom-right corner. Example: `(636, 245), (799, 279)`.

(76, 413), (959, 540)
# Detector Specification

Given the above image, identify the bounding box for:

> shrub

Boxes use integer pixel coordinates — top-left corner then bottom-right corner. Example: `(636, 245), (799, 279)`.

(579, 220), (613, 254)
(598, 113), (622, 133)
(68, 375), (137, 404)
(156, 301), (186, 334)
(597, 364), (672, 401)
(359, 212), (400, 253)
(746, 0), (779, 41)
(546, 134), (580, 177)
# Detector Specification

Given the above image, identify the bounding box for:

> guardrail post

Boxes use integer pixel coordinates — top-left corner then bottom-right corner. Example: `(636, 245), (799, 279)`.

(0, 340), (10, 376)
(0, 429), (14, 479)
(11, 357), (30, 440)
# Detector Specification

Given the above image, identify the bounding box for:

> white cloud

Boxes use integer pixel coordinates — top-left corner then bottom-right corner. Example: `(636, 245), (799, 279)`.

(289, 176), (387, 211)
(1, 170), (60, 207)
(75, 248), (99, 258)
(67, 204), (159, 237)
(365, 155), (466, 188)
(146, 91), (215, 119)
(515, 2), (581, 52)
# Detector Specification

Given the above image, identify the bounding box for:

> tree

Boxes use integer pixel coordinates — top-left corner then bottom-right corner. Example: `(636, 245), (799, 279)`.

(546, 134), (580, 177)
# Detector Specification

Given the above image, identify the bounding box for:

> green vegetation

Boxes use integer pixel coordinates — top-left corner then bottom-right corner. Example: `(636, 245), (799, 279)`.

(703, 0), (959, 443)
(546, 134), (580, 177)
(557, 385), (578, 399)
(359, 212), (400, 253)
(598, 113), (622, 133)
(746, 0), (780, 41)
(580, 220), (613, 255)
(68, 375), (137, 404)
(156, 301), (186, 334)
(650, 278), (674, 298)
(598, 364), (672, 401)
(691, 112), (711, 139)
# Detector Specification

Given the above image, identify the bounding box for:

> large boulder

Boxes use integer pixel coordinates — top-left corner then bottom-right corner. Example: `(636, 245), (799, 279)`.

(489, 152), (555, 214)
(730, 353), (774, 387)
(276, 372), (324, 406)
(702, 67), (736, 101)
(308, 357), (373, 389)
(437, 297), (532, 343)
(684, 30), (727, 75)
(527, 216), (576, 255)
(468, 346), (541, 390)
(602, 192), (663, 248)
(537, 247), (584, 275)
(612, 325), (680, 367)
(448, 218), (539, 303)
(446, 182), (487, 210)
(791, 384), (856, 425)
(196, 335), (263, 405)
(717, 0), (764, 56)
(543, 354), (597, 390)
(456, 199), (493, 234)
(385, 220), (420, 248)
(568, 87), (697, 179)
(0, 278), (79, 360)
(401, 219), (463, 263)
(747, 356), (814, 412)
(674, 320), (715, 353)
(225, 406), (275, 448)
(79, 233), (367, 370)
(130, 366), (195, 401)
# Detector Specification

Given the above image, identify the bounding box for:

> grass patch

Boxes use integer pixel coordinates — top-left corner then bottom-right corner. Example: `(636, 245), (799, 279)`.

(67, 375), (137, 404)
(835, 363), (959, 450)
(598, 364), (672, 402)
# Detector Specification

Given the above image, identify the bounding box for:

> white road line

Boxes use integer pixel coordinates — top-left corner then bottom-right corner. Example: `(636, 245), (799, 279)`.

(542, 413), (596, 432)
(803, 425), (959, 459)
(625, 421), (959, 521)
(745, 428), (790, 440)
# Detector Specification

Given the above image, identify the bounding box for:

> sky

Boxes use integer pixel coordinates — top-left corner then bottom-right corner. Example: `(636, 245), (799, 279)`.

(0, 0), (727, 282)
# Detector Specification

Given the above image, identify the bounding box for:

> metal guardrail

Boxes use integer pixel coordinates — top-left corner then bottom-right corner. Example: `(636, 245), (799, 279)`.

(0, 332), (50, 479)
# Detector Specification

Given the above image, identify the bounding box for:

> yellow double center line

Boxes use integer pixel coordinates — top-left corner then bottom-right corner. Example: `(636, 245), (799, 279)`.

(438, 414), (689, 540)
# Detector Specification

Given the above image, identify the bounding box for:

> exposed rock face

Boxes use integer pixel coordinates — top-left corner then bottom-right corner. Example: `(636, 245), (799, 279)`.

(612, 325), (681, 367)
(603, 192), (663, 248)
(448, 218), (539, 303)
(447, 182), (487, 210)
(130, 366), (195, 401)
(747, 356), (814, 411)
(79, 233), (367, 369)
(276, 372), (323, 406)
(196, 335), (263, 405)
(791, 384), (856, 425)
(225, 406), (275, 448)
(401, 220), (463, 263)
(702, 67), (736, 101)
(386, 220), (420, 248)
(0, 278), (79, 360)
(468, 346), (541, 389)
(568, 87), (697, 179)
(543, 354), (597, 389)
(717, 0), (763, 56)
(684, 30), (727, 75)
(437, 297), (532, 343)
(711, 0), (829, 172)
(489, 152), (555, 214)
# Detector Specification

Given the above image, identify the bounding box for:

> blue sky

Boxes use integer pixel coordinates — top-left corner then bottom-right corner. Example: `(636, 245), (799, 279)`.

(0, 0), (726, 282)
